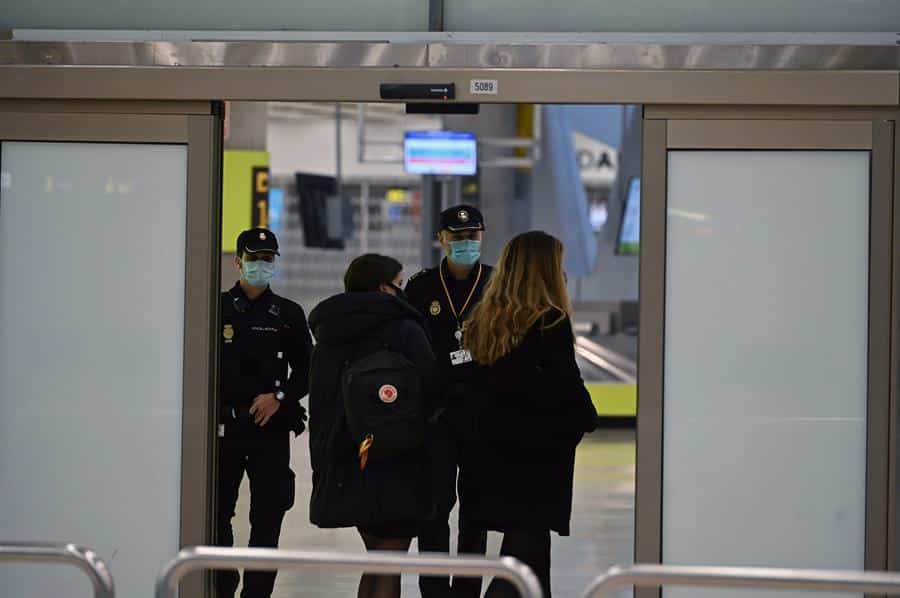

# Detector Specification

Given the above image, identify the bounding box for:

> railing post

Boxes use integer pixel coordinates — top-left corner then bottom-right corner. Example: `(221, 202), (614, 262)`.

(156, 546), (543, 598)
(0, 542), (115, 598)
(582, 564), (900, 597)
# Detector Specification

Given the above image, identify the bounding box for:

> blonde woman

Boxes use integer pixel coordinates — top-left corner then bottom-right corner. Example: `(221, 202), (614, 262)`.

(460, 231), (598, 598)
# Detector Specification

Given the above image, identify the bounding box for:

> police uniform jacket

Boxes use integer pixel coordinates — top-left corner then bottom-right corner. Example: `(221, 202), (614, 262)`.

(306, 291), (437, 530)
(220, 282), (313, 434)
(458, 310), (598, 536)
(405, 259), (492, 405)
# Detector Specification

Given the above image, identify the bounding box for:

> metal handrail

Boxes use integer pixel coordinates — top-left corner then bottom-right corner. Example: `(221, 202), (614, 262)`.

(156, 546), (543, 598)
(583, 564), (900, 597)
(0, 542), (115, 598)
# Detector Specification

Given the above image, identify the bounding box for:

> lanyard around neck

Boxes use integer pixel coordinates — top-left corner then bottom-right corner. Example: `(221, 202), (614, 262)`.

(439, 262), (483, 326)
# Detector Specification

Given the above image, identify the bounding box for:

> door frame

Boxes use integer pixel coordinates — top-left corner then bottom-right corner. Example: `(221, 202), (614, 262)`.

(0, 38), (899, 594)
(635, 111), (898, 598)
(0, 102), (223, 597)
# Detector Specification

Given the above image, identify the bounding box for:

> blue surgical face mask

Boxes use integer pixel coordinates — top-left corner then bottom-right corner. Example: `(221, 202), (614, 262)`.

(242, 260), (276, 288)
(448, 239), (482, 267)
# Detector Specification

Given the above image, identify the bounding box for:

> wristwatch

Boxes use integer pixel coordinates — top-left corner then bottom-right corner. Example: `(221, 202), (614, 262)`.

(275, 390), (285, 402)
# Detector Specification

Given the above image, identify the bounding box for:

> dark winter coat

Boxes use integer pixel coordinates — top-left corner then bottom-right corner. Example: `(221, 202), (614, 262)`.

(459, 310), (598, 536)
(307, 291), (437, 530)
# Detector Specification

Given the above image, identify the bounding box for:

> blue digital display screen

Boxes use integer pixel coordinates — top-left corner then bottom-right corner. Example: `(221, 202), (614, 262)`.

(404, 131), (477, 176)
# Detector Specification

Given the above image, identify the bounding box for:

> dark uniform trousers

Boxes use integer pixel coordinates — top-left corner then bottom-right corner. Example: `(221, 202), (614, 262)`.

(419, 405), (489, 598)
(216, 284), (310, 598)
(216, 415), (295, 598)
(406, 262), (492, 598)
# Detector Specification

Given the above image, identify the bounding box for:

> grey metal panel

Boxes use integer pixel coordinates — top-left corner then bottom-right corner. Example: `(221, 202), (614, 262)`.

(634, 118), (667, 598)
(429, 43), (900, 70)
(429, 44), (900, 70)
(9, 30), (900, 45)
(667, 120), (874, 149)
(0, 99), (211, 114)
(868, 119), (894, 579)
(0, 41), (428, 67)
(888, 115), (900, 571)
(443, 0), (900, 33)
(646, 106), (900, 120)
(0, 112), (190, 141)
(4, 0), (898, 34)
(0, 0), (428, 32)
(3, 67), (896, 106)
(1, 41), (899, 70)
(893, 117), (900, 574)
(181, 111), (223, 598)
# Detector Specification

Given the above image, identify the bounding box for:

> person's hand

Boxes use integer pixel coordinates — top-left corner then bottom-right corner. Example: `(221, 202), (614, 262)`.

(250, 393), (281, 426)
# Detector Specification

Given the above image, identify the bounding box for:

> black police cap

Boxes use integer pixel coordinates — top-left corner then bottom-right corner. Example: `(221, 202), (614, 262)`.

(440, 205), (485, 232)
(237, 228), (280, 255)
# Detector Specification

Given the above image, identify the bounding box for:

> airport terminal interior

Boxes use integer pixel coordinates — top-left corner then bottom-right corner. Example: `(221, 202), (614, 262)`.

(219, 101), (640, 597)
(2, 3), (900, 597)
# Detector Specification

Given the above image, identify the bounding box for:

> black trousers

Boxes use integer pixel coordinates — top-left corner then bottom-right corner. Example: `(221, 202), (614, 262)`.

(419, 411), (488, 598)
(485, 530), (552, 598)
(215, 416), (295, 598)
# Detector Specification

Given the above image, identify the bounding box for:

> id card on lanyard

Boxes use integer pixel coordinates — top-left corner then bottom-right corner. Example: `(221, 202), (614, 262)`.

(450, 349), (473, 366)
(440, 263), (482, 367)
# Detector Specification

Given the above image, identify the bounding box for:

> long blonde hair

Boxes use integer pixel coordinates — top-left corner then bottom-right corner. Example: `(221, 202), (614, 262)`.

(464, 231), (572, 365)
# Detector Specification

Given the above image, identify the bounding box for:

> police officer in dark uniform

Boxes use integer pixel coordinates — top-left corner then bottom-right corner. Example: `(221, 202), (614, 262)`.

(217, 228), (312, 598)
(406, 205), (492, 598)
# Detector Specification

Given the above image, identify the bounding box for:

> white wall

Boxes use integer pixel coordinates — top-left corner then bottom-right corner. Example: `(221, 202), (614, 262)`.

(267, 113), (440, 182)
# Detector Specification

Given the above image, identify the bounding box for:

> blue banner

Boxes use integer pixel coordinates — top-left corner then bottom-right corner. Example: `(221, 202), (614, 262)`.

(530, 106), (599, 278)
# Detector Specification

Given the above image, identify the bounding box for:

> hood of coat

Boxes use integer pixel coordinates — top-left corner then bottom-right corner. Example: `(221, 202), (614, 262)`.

(309, 291), (424, 346)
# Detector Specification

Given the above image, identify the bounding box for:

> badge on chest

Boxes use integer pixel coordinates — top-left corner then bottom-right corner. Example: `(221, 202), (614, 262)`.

(450, 349), (473, 366)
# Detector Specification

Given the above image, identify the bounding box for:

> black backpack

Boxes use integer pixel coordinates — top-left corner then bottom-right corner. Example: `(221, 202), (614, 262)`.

(341, 337), (425, 467)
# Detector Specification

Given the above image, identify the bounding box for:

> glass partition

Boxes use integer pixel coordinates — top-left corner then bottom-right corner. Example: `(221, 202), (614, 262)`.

(662, 150), (870, 598)
(0, 141), (187, 598)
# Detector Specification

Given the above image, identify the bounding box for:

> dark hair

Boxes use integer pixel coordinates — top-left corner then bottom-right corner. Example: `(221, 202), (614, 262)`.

(344, 254), (403, 293)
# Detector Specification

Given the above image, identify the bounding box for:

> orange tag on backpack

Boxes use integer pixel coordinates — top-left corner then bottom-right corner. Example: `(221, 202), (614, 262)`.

(359, 435), (374, 470)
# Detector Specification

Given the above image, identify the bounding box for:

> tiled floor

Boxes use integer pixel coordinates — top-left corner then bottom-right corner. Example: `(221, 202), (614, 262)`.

(231, 429), (636, 597)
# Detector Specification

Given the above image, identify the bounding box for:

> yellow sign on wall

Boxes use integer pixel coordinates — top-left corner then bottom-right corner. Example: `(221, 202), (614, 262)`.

(222, 150), (270, 253)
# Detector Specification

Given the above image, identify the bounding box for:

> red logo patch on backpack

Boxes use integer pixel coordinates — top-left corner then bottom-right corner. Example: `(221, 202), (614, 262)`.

(378, 384), (398, 404)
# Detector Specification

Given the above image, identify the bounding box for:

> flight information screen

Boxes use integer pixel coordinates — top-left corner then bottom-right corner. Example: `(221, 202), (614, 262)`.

(404, 131), (477, 176)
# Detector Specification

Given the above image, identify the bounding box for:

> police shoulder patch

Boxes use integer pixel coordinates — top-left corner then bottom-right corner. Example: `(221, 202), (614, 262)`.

(406, 268), (431, 285)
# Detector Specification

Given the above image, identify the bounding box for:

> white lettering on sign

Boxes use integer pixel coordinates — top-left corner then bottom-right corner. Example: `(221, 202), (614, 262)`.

(470, 79), (499, 95)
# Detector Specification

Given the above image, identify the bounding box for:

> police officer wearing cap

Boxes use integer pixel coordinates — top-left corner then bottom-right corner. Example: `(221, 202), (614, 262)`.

(216, 228), (313, 598)
(406, 205), (492, 598)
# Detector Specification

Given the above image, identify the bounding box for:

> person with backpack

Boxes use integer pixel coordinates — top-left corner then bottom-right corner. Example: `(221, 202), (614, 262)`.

(460, 231), (599, 598)
(307, 253), (436, 598)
